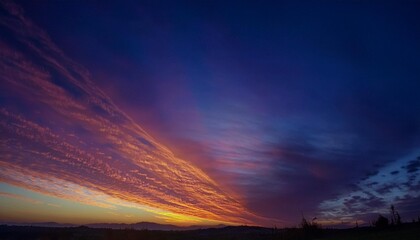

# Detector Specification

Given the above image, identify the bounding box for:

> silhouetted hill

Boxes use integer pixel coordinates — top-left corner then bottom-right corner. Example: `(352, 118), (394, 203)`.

(0, 221), (227, 231)
(85, 221), (227, 230)
(0, 224), (275, 240)
(1, 222), (420, 240)
(0, 221), (76, 228)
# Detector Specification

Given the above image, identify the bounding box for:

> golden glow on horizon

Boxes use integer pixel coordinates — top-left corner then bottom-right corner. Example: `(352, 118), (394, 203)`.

(0, 1), (265, 226)
(0, 183), (236, 226)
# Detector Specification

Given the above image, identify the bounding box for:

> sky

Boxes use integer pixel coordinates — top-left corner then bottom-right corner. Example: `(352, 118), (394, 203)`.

(0, 0), (419, 227)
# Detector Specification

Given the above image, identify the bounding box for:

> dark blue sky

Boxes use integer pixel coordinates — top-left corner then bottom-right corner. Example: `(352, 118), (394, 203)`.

(1, 0), (419, 226)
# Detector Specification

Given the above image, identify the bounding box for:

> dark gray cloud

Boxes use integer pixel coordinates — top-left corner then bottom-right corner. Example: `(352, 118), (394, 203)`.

(404, 157), (420, 174)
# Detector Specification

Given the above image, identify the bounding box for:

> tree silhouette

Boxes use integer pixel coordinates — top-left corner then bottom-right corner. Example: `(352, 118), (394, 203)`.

(390, 205), (402, 225)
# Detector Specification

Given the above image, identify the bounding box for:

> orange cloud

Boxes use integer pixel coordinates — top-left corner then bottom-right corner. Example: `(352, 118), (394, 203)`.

(0, 1), (261, 225)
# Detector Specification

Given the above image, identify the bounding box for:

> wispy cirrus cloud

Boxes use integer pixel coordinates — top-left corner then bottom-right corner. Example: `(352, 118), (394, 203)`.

(0, 191), (42, 205)
(0, 0), (261, 225)
(2, 0), (420, 227)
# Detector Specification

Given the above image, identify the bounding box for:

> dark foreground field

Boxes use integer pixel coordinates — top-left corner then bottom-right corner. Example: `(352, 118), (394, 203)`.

(1, 223), (419, 240)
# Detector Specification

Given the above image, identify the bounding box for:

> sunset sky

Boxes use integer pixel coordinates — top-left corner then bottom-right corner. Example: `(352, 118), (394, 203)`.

(0, 0), (419, 227)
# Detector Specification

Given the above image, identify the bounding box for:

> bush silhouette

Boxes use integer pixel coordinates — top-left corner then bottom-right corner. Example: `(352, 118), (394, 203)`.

(300, 216), (322, 239)
(373, 215), (389, 228)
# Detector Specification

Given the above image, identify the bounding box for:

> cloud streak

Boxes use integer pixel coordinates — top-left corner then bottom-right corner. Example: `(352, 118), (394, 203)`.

(0, 1), (258, 225)
(1, 0), (420, 227)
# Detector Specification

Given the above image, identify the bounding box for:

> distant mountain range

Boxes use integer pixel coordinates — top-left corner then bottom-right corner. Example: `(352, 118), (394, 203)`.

(0, 221), (228, 231)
